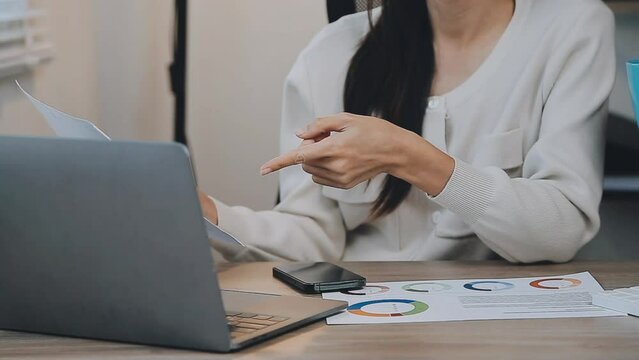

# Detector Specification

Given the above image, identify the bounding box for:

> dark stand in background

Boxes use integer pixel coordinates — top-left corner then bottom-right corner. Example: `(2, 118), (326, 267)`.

(170, 0), (188, 146)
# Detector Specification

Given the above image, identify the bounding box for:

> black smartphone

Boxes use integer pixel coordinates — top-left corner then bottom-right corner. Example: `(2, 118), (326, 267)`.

(273, 262), (366, 294)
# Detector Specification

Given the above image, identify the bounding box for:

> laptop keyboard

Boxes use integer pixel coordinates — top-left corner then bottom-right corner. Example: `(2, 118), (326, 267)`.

(226, 311), (290, 338)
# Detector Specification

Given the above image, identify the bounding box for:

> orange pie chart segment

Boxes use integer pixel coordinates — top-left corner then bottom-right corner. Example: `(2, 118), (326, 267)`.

(529, 278), (582, 289)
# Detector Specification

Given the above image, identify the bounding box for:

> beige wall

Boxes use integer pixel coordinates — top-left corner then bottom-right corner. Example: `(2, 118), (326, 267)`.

(0, 0), (99, 137)
(0, 0), (174, 141)
(188, 0), (326, 210)
(93, 0), (174, 141)
(0, 0), (326, 211)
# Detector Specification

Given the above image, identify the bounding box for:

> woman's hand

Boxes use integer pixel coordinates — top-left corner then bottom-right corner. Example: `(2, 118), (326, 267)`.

(261, 113), (409, 189)
(198, 189), (219, 225)
(260, 112), (454, 195)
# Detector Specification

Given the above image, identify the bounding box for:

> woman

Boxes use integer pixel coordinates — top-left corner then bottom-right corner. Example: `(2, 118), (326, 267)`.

(200, 0), (615, 263)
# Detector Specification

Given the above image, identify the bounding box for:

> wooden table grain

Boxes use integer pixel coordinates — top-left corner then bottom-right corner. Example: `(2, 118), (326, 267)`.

(1, 261), (638, 360)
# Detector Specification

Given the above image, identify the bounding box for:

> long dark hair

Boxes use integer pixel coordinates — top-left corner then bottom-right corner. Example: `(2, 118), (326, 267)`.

(344, 0), (434, 218)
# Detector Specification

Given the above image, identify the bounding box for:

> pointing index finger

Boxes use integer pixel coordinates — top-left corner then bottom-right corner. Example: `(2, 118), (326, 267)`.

(260, 149), (306, 176)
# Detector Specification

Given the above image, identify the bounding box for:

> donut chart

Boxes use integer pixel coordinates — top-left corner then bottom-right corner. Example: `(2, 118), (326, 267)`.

(463, 280), (514, 292)
(347, 299), (429, 317)
(402, 282), (452, 293)
(529, 277), (582, 289)
(341, 285), (390, 296)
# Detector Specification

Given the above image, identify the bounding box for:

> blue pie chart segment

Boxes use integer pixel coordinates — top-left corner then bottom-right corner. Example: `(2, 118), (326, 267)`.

(463, 281), (514, 292)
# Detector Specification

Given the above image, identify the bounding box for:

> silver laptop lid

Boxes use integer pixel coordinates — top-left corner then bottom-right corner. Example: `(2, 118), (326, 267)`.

(0, 136), (231, 352)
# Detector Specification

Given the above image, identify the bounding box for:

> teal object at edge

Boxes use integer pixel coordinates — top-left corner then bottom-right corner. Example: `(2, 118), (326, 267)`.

(628, 59), (639, 127)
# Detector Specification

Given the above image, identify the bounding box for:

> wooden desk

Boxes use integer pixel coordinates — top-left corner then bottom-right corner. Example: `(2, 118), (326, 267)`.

(1, 261), (638, 359)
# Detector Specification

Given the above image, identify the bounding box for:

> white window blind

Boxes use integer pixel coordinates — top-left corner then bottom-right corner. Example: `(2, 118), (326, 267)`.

(0, 0), (53, 78)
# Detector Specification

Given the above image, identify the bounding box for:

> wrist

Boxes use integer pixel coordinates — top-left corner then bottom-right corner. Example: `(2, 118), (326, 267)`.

(390, 132), (454, 197)
(198, 190), (219, 225)
(386, 130), (420, 176)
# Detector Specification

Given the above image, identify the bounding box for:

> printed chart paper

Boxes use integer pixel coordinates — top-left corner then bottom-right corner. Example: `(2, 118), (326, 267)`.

(322, 272), (624, 324)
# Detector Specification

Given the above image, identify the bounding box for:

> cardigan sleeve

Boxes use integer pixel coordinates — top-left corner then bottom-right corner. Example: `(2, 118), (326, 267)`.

(431, 6), (615, 263)
(212, 178), (347, 262)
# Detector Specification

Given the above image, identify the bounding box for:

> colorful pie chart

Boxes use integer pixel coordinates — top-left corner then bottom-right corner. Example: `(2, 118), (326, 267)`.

(341, 285), (390, 296)
(402, 282), (452, 293)
(463, 280), (514, 292)
(347, 299), (429, 317)
(529, 277), (582, 289)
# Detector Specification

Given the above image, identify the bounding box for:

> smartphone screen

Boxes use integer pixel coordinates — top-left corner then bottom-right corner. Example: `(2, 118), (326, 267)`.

(273, 262), (366, 293)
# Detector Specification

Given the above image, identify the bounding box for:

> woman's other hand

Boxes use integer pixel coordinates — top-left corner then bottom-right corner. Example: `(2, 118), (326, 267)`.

(198, 189), (219, 224)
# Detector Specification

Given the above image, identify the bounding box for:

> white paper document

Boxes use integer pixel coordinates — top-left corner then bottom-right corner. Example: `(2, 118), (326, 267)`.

(205, 218), (245, 248)
(16, 81), (245, 248)
(17, 81), (110, 140)
(322, 272), (625, 325)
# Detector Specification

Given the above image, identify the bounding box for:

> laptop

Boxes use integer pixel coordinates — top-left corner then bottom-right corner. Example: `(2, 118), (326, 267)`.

(0, 135), (346, 352)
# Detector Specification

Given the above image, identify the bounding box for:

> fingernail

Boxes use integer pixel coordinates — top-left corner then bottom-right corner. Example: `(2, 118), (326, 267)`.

(260, 167), (272, 176)
(295, 129), (305, 137)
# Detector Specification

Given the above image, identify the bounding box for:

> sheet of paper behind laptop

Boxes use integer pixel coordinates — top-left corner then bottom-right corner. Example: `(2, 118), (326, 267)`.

(16, 81), (245, 248)
(16, 81), (110, 140)
(205, 218), (246, 248)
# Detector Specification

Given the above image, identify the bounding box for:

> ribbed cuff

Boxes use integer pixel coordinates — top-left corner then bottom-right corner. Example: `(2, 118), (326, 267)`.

(430, 158), (497, 225)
